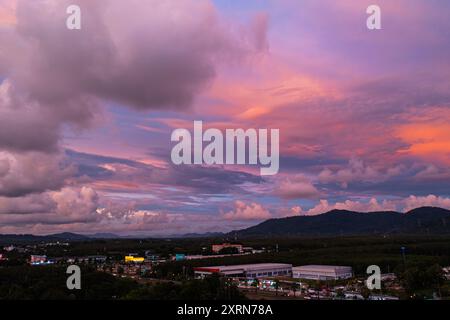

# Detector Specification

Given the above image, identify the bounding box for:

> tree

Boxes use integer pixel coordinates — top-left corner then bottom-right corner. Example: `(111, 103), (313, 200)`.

(117, 266), (124, 275)
(361, 286), (371, 300)
(336, 289), (345, 299)
(251, 279), (260, 294)
(401, 264), (445, 299)
(218, 247), (239, 255)
(291, 282), (299, 297)
(274, 279), (280, 296)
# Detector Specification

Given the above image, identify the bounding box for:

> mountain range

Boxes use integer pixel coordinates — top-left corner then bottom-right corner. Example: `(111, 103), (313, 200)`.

(1, 207), (450, 243)
(230, 206), (450, 237)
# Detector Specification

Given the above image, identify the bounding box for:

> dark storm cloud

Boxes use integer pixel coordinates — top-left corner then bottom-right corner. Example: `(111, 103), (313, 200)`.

(3, 0), (266, 111)
(0, 0), (267, 200)
(0, 151), (74, 197)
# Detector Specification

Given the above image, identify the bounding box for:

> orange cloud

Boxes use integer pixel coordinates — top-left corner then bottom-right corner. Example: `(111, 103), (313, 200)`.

(0, 0), (16, 26)
(396, 109), (450, 163)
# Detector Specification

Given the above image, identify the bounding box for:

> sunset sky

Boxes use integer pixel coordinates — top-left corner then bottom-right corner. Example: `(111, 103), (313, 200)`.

(0, 0), (449, 236)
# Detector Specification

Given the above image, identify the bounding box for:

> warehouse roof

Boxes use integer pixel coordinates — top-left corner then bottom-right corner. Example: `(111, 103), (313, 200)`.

(292, 265), (352, 272)
(194, 263), (292, 274)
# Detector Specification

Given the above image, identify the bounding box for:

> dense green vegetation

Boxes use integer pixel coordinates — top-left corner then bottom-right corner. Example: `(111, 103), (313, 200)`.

(0, 265), (245, 300)
(1, 235), (450, 299)
(0, 266), (138, 299)
(147, 235), (450, 276)
(125, 275), (245, 300)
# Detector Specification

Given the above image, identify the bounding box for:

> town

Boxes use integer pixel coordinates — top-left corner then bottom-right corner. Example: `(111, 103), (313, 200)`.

(1, 236), (450, 300)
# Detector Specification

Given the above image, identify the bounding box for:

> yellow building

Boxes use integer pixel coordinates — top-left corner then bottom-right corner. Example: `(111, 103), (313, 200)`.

(125, 256), (145, 263)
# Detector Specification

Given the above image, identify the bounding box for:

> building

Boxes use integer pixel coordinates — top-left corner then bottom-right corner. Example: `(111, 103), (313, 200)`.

(88, 255), (107, 263)
(125, 255), (145, 263)
(211, 243), (243, 254)
(76, 255), (107, 264)
(174, 253), (186, 261)
(30, 255), (48, 265)
(194, 263), (292, 279)
(292, 265), (353, 280)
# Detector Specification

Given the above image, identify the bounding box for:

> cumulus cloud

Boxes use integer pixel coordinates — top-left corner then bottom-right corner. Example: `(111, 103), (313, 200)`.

(2, 0), (267, 111)
(50, 186), (99, 221)
(277, 205), (303, 218)
(318, 158), (404, 188)
(0, 186), (100, 225)
(0, 192), (55, 214)
(274, 174), (319, 199)
(0, 80), (64, 152)
(403, 195), (450, 212)
(304, 198), (398, 216)
(296, 195), (450, 216)
(0, 0), (268, 205)
(0, 150), (74, 197)
(223, 200), (271, 221)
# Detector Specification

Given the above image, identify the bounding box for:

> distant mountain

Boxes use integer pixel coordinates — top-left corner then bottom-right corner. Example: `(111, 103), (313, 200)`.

(87, 233), (121, 239)
(49, 232), (90, 241)
(0, 234), (49, 245)
(118, 232), (225, 239)
(231, 207), (450, 237)
(170, 232), (225, 239)
(0, 232), (90, 245)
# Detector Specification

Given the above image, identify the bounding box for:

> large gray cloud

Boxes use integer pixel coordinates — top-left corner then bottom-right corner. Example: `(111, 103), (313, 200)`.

(0, 0), (268, 201)
(0, 150), (74, 197)
(3, 0), (266, 110)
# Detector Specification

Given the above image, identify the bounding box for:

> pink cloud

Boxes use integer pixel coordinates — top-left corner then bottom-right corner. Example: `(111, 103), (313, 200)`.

(223, 200), (271, 221)
(0, 186), (100, 226)
(0, 0), (16, 26)
(0, 150), (74, 197)
(318, 158), (404, 188)
(274, 174), (319, 199)
(403, 195), (450, 212)
(299, 195), (450, 216)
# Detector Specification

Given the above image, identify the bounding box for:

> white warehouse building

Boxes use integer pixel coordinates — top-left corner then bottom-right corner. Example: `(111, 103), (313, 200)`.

(292, 265), (353, 280)
(194, 263), (292, 279)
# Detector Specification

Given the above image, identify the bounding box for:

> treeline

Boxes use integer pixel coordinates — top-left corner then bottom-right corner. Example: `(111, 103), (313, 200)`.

(125, 276), (246, 300)
(0, 265), (137, 299)
(40, 235), (450, 260)
(152, 239), (450, 277)
(0, 265), (245, 300)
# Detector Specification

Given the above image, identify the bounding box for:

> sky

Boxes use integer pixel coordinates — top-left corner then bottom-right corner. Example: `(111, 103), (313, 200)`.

(0, 0), (449, 236)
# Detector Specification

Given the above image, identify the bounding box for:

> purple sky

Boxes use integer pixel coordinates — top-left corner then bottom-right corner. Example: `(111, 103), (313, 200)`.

(0, 0), (449, 236)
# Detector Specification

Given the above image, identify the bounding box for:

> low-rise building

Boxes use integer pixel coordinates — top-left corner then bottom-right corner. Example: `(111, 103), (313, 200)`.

(292, 265), (353, 280)
(30, 255), (53, 265)
(194, 263), (292, 279)
(212, 243), (243, 254)
(125, 255), (145, 263)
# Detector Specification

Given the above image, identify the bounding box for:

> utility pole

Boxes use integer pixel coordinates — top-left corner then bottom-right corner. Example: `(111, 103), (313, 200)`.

(401, 247), (406, 269)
